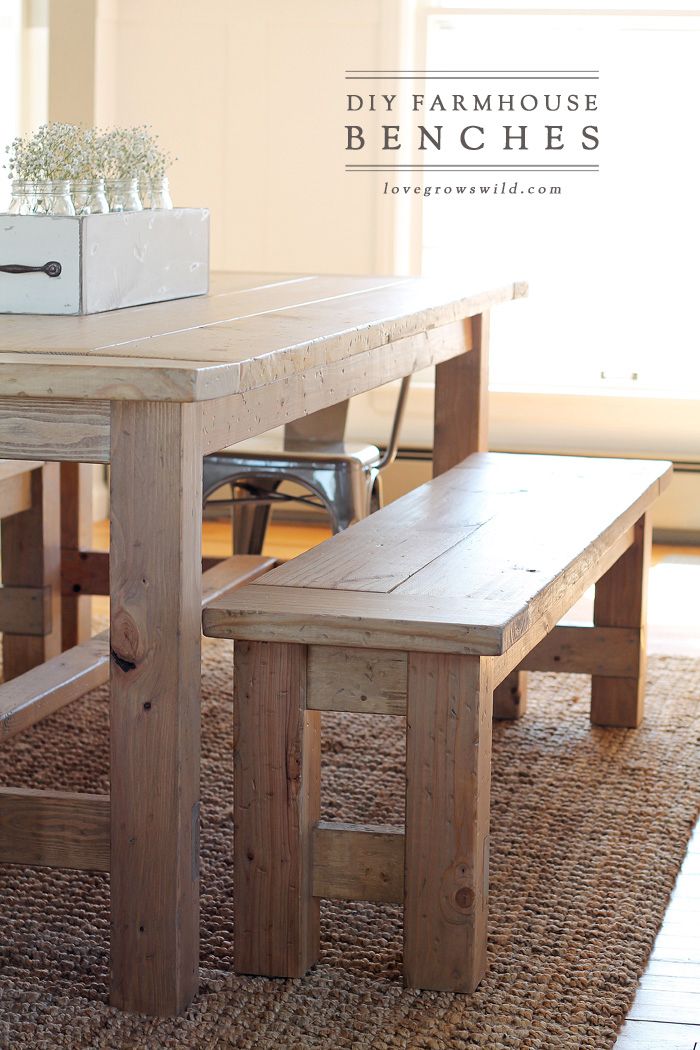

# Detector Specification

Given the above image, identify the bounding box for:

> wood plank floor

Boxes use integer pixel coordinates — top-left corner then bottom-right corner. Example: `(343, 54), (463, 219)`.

(93, 520), (700, 1044)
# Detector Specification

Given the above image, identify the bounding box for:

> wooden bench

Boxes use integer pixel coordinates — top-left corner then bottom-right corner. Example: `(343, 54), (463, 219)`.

(202, 452), (672, 994)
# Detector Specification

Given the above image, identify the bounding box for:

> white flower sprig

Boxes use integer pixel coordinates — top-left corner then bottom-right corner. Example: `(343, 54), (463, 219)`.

(99, 125), (175, 181)
(4, 122), (176, 184)
(4, 123), (98, 181)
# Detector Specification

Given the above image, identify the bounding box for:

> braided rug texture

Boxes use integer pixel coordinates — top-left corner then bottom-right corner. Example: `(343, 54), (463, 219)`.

(0, 642), (698, 1050)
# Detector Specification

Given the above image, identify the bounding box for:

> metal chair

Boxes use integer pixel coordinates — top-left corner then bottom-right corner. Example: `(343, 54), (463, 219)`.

(202, 377), (411, 554)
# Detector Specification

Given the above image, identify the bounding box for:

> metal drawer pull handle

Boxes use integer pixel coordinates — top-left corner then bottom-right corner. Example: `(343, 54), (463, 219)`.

(0, 261), (62, 278)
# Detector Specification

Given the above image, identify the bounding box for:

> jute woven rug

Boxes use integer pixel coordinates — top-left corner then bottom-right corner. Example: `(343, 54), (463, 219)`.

(1, 642), (698, 1050)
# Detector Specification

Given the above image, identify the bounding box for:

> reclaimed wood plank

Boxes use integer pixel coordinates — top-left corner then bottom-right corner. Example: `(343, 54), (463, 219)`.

(404, 652), (492, 992)
(592, 514), (650, 727)
(109, 400), (202, 1016)
(0, 787), (109, 872)
(1, 463), (62, 678)
(60, 462), (94, 647)
(0, 274), (525, 402)
(307, 646), (407, 715)
(433, 312), (487, 476)
(234, 640), (320, 978)
(312, 821), (404, 903)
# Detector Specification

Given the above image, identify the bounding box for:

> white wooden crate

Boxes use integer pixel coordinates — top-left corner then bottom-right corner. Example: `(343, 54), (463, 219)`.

(0, 208), (209, 315)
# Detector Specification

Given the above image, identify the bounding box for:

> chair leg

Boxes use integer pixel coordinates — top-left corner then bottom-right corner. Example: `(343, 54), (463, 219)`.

(233, 640), (320, 978)
(591, 514), (650, 728)
(233, 480), (278, 554)
(404, 652), (492, 992)
(493, 669), (528, 720)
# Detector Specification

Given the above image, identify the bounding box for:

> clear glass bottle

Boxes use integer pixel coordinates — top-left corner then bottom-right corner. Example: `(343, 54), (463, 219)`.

(6, 180), (38, 215)
(105, 177), (143, 212)
(35, 180), (75, 216)
(72, 178), (109, 216)
(138, 174), (151, 210)
(148, 176), (173, 210)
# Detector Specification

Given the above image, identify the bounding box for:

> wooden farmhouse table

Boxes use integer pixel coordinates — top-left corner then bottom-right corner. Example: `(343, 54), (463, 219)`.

(0, 271), (526, 1016)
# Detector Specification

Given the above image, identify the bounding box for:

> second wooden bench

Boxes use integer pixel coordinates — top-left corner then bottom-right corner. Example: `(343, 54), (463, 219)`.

(203, 452), (672, 994)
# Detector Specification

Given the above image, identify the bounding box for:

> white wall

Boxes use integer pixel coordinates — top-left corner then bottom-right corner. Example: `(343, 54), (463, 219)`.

(0, 0), (23, 185)
(91, 0), (412, 274)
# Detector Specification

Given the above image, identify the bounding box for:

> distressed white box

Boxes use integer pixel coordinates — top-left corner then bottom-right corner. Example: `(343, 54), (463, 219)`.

(0, 207), (209, 315)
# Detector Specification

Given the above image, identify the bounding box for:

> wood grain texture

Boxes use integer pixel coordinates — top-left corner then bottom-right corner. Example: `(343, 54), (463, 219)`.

(0, 632), (109, 742)
(61, 549), (109, 596)
(0, 466), (32, 519)
(0, 398), (109, 462)
(1, 464), (62, 679)
(203, 455), (671, 656)
(200, 554), (276, 604)
(0, 274), (524, 402)
(201, 320), (474, 454)
(520, 624), (642, 677)
(0, 585), (51, 636)
(312, 821), (404, 903)
(307, 646), (407, 715)
(0, 787), (109, 871)
(60, 463), (93, 646)
(0, 554), (274, 746)
(493, 670), (528, 720)
(404, 652), (493, 992)
(433, 312), (488, 477)
(109, 400), (202, 1016)
(489, 527), (635, 685)
(591, 514), (651, 728)
(234, 641), (320, 978)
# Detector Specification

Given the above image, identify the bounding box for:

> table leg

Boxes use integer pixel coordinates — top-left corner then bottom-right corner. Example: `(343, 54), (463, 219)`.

(433, 311), (489, 476)
(1, 462), (62, 679)
(433, 313), (526, 717)
(109, 401), (202, 1016)
(60, 463), (93, 648)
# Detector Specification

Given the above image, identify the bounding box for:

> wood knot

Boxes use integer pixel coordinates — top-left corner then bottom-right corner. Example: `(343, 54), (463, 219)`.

(111, 608), (144, 666)
(454, 886), (474, 911)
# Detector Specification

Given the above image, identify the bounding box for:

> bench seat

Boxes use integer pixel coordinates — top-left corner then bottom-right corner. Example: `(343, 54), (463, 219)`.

(204, 453), (671, 656)
(202, 452), (672, 996)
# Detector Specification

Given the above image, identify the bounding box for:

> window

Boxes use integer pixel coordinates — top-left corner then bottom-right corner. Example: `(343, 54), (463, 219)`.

(420, 5), (700, 396)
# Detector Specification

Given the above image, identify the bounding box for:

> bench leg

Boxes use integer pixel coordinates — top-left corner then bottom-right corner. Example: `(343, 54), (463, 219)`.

(404, 652), (492, 992)
(591, 514), (650, 728)
(1, 463), (62, 680)
(493, 669), (528, 720)
(233, 640), (320, 978)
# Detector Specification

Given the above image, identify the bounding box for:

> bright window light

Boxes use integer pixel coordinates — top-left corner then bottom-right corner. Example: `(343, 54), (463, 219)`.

(420, 9), (700, 396)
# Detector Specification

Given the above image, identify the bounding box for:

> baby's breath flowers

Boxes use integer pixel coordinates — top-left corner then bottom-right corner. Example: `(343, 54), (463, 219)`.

(4, 122), (175, 213)
(99, 125), (175, 181)
(5, 122), (175, 183)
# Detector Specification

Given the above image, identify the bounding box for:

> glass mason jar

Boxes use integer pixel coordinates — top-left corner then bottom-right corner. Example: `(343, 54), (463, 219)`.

(35, 180), (75, 216)
(7, 180), (38, 215)
(105, 177), (143, 212)
(138, 174), (151, 209)
(72, 178), (109, 216)
(148, 176), (173, 210)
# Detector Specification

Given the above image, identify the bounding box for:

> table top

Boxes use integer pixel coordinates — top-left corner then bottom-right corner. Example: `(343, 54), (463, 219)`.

(0, 272), (526, 402)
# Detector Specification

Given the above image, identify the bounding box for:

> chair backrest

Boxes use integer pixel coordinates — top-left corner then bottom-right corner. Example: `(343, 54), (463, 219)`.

(284, 400), (349, 448)
(283, 376), (411, 461)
